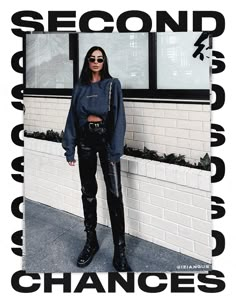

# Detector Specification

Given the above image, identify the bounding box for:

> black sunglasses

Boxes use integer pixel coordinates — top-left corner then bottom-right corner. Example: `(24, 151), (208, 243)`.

(88, 57), (104, 63)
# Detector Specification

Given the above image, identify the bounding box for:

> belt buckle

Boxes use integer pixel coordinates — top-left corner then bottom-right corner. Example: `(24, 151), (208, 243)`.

(89, 122), (100, 130)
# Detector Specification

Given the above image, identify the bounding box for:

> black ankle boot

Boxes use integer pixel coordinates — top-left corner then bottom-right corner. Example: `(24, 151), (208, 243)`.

(77, 231), (99, 267)
(113, 245), (132, 272)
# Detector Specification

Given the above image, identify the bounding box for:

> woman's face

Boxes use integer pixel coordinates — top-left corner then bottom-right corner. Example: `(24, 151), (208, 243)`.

(88, 50), (104, 73)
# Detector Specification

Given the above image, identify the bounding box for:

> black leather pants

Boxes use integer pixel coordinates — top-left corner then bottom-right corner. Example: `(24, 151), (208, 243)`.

(77, 123), (125, 247)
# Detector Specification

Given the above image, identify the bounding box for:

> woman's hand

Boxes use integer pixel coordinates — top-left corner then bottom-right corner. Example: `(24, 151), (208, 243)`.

(68, 160), (76, 166)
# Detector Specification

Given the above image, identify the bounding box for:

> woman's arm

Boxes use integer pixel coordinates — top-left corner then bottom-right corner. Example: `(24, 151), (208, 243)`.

(62, 84), (80, 162)
(107, 78), (126, 162)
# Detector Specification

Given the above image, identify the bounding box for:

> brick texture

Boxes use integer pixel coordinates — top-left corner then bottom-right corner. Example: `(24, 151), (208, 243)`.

(24, 97), (210, 164)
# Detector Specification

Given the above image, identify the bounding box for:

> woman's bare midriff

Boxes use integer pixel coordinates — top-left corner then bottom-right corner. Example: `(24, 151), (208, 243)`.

(87, 114), (102, 122)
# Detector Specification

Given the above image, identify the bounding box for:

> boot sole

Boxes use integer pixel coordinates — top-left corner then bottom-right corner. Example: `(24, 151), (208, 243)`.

(113, 260), (132, 272)
(77, 245), (99, 268)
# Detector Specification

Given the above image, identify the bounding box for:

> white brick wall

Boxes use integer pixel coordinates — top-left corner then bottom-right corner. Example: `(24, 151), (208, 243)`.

(24, 97), (211, 164)
(24, 137), (212, 263)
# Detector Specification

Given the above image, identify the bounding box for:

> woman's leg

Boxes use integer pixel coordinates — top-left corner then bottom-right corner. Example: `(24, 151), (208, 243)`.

(77, 142), (99, 267)
(99, 152), (132, 272)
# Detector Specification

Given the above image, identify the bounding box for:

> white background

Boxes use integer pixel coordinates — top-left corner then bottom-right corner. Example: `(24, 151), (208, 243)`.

(1, 0), (235, 301)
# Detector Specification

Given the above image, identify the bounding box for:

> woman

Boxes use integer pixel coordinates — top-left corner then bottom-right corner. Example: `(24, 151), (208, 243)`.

(62, 46), (131, 272)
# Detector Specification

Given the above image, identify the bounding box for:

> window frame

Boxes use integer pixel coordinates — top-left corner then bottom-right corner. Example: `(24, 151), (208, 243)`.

(23, 32), (210, 103)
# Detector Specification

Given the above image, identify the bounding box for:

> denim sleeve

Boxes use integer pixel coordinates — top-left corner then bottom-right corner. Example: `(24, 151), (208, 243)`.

(108, 78), (126, 162)
(62, 84), (79, 162)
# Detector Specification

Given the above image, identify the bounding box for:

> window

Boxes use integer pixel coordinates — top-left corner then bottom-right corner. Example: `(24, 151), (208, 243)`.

(78, 33), (149, 89)
(25, 33), (73, 90)
(156, 32), (211, 89)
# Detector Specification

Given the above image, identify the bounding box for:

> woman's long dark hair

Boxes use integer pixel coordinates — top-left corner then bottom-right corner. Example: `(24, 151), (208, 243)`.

(79, 46), (112, 85)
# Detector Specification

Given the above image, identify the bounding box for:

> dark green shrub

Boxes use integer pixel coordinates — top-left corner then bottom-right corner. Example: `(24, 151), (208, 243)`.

(24, 130), (210, 171)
